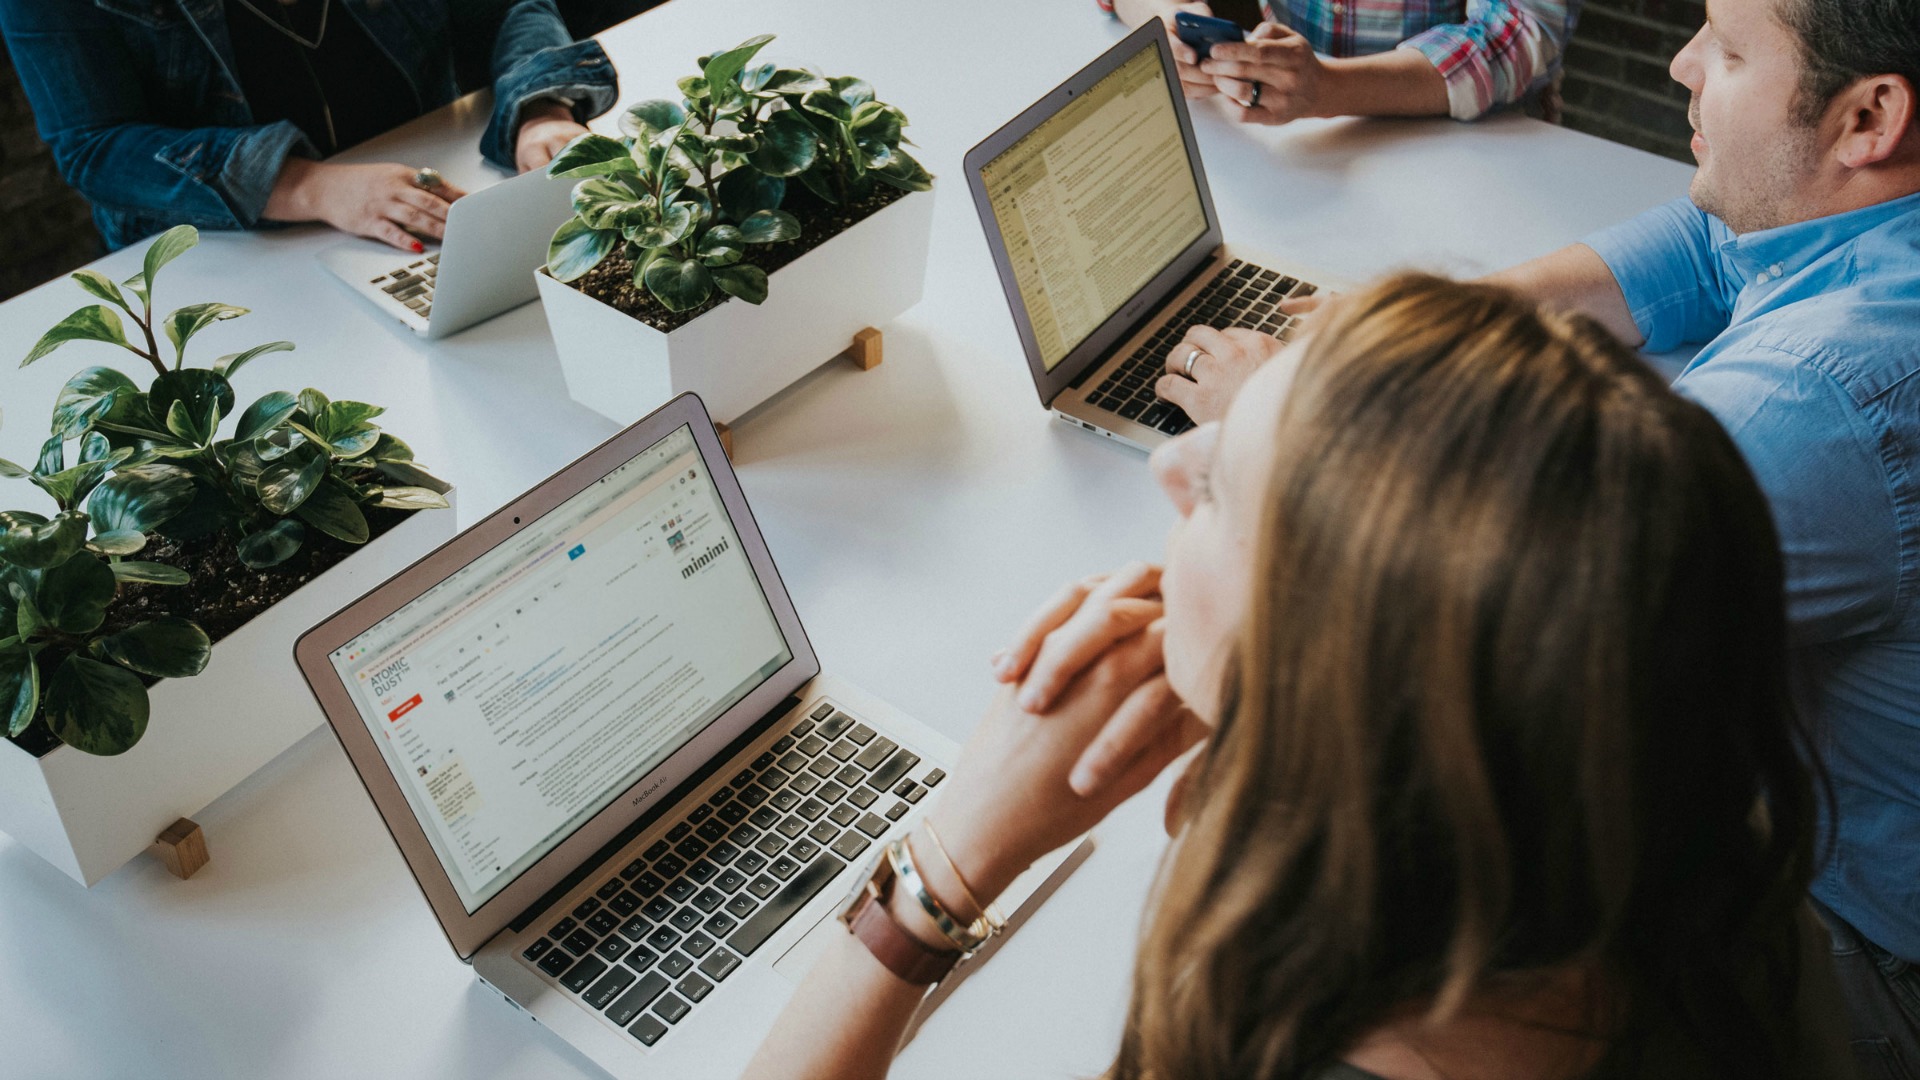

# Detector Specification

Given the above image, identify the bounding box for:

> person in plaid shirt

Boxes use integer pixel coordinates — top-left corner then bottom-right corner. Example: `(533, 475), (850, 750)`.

(1101, 0), (1576, 123)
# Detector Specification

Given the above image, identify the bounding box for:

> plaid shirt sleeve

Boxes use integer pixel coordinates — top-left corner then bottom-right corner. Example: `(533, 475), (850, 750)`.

(1399, 0), (1576, 120)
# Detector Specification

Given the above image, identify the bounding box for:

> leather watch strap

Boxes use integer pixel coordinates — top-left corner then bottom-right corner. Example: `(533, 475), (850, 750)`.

(846, 884), (961, 986)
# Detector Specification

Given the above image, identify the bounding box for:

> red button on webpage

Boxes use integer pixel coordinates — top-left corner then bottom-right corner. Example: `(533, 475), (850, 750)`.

(387, 694), (422, 722)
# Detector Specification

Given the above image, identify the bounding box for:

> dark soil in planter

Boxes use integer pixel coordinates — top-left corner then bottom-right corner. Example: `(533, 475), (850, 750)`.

(8, 507), (412, 759)
(570, 183), (911, 333)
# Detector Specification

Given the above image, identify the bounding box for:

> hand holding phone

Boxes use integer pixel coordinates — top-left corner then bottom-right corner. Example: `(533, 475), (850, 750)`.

(1173, 12), (1246, 61)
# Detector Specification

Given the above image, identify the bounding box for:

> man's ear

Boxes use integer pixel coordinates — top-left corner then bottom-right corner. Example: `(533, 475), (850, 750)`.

(1833, 74), (1918, 169)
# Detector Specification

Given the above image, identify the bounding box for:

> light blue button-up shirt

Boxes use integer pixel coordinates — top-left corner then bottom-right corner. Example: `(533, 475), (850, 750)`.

(1585, 192), (1920, 963)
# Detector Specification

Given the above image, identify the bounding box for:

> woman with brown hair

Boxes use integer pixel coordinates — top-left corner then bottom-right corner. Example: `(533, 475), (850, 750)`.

(745, 274), (1842, 1080)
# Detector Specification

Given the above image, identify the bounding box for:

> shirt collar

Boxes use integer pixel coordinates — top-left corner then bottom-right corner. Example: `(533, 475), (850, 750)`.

(1719, 189), (1920, 285)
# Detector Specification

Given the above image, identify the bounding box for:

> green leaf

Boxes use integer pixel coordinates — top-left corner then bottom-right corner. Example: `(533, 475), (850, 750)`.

(253, 426), (307, 462)
(295, 481), (370, 544)
(746, 109), (819, 177)
(739, 63), (775, 92)
(297, 387), (329, 421)
(29, 452), (128, 511)
(234, 390), (298, 442)
(696, 225), (745, 267)
(213, 340), (294, 380)
(44, 655), (149, 756)
(91, 616), (210, 679)
(738, 209), (801, 244)
(319, 400), (384, 440)
(872, 147), (934, 192)
(328, 428), (380, 459)
(796, 164), (840, 205)
(0, 458), (28, 479)
(373, 485), (451, 511)
(77, 431), (111, 464)
(376, 461), (446, 490)
(548, 133), (640, 179)
(120, 271), (148, 306)
(642, 257), (715, 312)
(702, 34), (775, 96)
(35, 434), (63, 476)
(162, 302), (248, 364)
(237, 518), (305, 569)
(851, 101), (904, 144)
(151, 481), (229, 543)
(109, 560), (189, 586)
(70, 269), (130, 313)
(23, 305), (131, 367)
(619, 99), (687, 140)
(87, 463), (197, 533)
(571, 177), (650, 231)
(716, 168), (785, 221)
(625, 202), (694, 249)
(365, 433), (415, 463)
(87, 529), (146, 557)
(711, 264), (769, 305)
(0, 510), (88, 570)
(37, 550), (117, 634)
(84, 386), (165, 446)
(833, 76), (876, 108)
(150, 368), (235, 432)
(546, 218), (620, 284)
(764, 68), (829, 95)
(801, 88), (854, 123)
(677, 75), (711, 101)
(0, 645), (38, 738)
(258, 441), (327, 515)
(164, 399), (208, 445)
(140, 225), (199, 298)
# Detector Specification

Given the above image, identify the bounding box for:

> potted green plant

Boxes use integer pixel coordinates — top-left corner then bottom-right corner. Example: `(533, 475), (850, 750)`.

(0, 227), (457, 886)
(533, 34), (936, 426)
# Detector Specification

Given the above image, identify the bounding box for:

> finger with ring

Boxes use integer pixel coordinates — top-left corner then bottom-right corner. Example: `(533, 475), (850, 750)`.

(1183, 347), (1205, 381)
(411, 166), (443, 190)
(1249, 80), (1263, 108)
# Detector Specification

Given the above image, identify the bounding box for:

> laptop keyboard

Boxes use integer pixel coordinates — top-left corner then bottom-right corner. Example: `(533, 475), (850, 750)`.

(516, 699), (946, 1048)
(1084, 259), (1319, 434)
(367, 253), (439, 320)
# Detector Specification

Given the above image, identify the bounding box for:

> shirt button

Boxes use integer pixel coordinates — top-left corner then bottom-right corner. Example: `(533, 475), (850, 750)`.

(1770, 263), (1785, 276)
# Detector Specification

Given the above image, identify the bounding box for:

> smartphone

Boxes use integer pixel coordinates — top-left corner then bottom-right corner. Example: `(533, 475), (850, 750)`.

(1173, 12), (1247, 60)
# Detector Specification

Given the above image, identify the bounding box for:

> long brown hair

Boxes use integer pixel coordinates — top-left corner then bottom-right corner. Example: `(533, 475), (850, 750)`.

(1113, 275), (1820, 1079)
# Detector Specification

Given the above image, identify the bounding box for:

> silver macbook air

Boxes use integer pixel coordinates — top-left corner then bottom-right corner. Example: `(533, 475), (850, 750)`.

(293, 394), (1087, 1079)
(965, 22), (1344, 452)
(318, 167), (575, 339)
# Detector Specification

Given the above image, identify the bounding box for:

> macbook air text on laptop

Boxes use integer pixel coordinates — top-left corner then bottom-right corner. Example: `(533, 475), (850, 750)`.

(294, 394), (1085, 1079)
(965, 22), (1344, 453)
(318, 167), (575, 339)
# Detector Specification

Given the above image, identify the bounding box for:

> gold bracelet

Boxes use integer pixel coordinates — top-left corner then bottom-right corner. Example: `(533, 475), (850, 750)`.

(921, 820), (1006, 933)
(887, 837), (996, 953)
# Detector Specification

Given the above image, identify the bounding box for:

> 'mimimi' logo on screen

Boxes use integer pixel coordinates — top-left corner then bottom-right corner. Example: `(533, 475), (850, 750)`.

(681, 537), (731, 579)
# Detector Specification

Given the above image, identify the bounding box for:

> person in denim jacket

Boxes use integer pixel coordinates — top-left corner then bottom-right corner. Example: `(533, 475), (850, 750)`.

(0, 0), (618, 253)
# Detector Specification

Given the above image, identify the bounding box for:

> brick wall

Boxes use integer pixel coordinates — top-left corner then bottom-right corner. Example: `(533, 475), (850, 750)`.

(0, 39), (103, 303)
(1561, 1), (1703, 162)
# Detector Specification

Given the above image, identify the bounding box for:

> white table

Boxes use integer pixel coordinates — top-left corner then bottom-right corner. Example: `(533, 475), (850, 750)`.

(0, 2), (1694, 1076)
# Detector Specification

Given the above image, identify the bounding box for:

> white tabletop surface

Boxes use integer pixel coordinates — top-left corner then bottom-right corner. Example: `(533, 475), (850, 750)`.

(0, 1), (1694, 1076)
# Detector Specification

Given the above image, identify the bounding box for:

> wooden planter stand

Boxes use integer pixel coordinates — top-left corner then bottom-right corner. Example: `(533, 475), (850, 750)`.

(711, 326), (884, 461)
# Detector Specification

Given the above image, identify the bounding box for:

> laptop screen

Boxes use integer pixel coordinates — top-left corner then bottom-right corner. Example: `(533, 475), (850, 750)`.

(977, 40), (1209, 373)
(326, 424), (792, 914)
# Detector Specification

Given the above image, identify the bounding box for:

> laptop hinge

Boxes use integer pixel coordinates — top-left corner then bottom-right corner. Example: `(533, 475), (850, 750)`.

(505, 692), (803, 934)
(1064, 255), (1219, 393)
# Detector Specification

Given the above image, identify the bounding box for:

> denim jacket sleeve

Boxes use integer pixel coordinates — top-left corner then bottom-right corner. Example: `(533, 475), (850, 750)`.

(0, 0), (318, 246)
(457, 0), (618, 171)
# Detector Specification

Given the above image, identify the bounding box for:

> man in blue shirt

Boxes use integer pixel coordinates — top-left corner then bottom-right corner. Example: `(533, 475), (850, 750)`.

(1489, 0), (1920, 1070)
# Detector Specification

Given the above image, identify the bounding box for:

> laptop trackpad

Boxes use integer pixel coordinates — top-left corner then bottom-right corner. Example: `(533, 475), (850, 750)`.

(772, 911), (840, 982)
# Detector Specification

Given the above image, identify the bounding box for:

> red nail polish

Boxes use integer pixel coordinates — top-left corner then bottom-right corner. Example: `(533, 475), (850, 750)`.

(411, 240), (425, 254)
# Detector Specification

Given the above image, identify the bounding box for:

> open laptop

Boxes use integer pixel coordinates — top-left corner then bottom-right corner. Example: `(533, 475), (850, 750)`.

(318, 167), (575, 339)
(965, 21), (1344, 453)
(293, 394), (1087, 1079)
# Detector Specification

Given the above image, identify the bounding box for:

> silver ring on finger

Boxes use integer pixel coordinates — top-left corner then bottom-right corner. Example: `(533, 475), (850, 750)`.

(1182, 346), (1205, 381)
(411, 166), (443, 190)
(1248, 80), (1263, 109)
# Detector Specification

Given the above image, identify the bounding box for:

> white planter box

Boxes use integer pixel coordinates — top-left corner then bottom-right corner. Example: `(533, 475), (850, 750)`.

(0, 493), (457, 886)
(536, 189), (933, 426)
